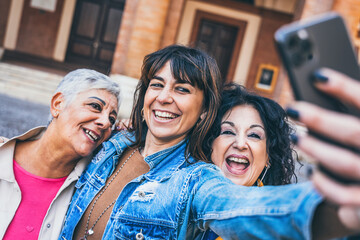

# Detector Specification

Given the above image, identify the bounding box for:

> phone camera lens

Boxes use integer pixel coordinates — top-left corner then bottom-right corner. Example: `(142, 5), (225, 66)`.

(287, 35), (300, 50)
(300, 39), (312, 52)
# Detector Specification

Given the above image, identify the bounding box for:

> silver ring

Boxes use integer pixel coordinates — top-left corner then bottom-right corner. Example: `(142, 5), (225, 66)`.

(356, 208), (360, 222)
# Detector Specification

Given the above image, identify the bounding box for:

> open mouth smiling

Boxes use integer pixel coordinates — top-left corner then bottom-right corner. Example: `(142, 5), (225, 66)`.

(225, 156), (250, 175)
(84, 128), (100, 142)
(154, 110), (179, 120)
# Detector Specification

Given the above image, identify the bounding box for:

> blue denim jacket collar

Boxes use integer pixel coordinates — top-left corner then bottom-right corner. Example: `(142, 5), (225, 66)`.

(143, 139), (189, 181)
(98, 130), (190, 182)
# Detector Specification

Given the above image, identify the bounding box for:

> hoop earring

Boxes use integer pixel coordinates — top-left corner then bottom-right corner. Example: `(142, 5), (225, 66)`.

(257, 162), (270, 187)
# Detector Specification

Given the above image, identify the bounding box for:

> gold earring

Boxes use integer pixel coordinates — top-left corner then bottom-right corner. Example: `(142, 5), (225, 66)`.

(141, 108), (145, 122)
(257, 162), (270, 187)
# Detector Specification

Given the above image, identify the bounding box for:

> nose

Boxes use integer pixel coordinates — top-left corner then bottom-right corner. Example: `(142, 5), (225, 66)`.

(95, 113), (112, 130)
(156, 88), (173, 104)
(232, 135), (248, 150)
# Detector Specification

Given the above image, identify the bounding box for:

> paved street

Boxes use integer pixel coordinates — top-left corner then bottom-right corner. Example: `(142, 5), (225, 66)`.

(0, 93), (49, 138)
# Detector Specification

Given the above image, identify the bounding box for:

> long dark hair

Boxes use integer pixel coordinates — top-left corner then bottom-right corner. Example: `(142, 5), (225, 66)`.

(129, 45), (223, 162)
(204, 83), (298, 185)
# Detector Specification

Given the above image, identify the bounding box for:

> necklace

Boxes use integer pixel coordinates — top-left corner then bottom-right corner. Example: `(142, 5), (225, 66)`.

(80, 148), (137, 240)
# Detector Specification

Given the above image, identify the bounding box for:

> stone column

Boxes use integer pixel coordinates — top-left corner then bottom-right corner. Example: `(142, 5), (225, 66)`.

(160, 0), (186, 48)
(112, 0), (171, 79)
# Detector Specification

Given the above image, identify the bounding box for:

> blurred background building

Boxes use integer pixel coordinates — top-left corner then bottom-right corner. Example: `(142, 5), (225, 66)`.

(0, 0), (359, 118)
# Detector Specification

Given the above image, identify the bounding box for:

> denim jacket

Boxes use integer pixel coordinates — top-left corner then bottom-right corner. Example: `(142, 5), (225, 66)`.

(59, 130), (322, 240)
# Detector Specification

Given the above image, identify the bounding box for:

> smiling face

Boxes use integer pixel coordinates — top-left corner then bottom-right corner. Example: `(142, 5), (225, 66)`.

(53, 89), (118, 158)
(143, 61), (204, 148)
(211, 105), (268, 186)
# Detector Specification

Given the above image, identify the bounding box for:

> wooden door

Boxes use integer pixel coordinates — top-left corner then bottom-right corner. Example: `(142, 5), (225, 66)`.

(66, 0), (125, 73)
(191, 11), (247, 82)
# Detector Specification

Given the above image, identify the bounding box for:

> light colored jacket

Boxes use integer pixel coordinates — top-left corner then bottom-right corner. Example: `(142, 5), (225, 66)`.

(0, 127), (90, 240)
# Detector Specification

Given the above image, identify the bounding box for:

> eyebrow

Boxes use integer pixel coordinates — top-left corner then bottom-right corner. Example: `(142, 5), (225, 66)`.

(89, 96), (106, 105)
(221, 121), (235, 127)
(222, 121), (265, 131)
(250, 124), (265, 131)
(153, 75), (191, 85)
(89, 96), (118, 116)
(153, 76), (164, 81)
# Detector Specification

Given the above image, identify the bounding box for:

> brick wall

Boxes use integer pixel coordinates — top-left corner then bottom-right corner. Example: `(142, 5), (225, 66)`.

(112, 0), (171, 78)
(333, 0), (360, 48)
(300, 0), (334, 19)
(0, 0), (11, 47)
(245, 11), (293, 100)
(160, 0), (186, 48)
(278, 0), (360, 107)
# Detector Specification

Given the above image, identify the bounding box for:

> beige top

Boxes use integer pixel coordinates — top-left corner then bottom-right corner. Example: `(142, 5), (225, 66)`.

(0, 126), (90, 240)
(73, 148), (149, 240)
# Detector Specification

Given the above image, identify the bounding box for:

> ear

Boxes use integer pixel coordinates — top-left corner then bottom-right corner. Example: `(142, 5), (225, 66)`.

(50, 92), (65, 118)
(265, 158), (271, 168)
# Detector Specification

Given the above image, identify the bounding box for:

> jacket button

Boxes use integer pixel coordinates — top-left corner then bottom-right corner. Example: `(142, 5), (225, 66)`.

(138, 191), (145, 198)
(136, 232), (144, 240)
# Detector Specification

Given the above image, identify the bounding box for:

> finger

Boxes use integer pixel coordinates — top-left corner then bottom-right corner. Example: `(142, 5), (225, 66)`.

(338, 206), (360, 230)
(116, 119), (130, 131)
(314, 68), (360, 109)
(288, 102), (360, 148)
(312, 171), (360, 206)
(296, 134), (360, 180)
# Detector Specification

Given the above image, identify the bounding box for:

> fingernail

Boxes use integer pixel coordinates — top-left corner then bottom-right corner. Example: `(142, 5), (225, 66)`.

(306, 166), (313, 178)
(290, 133), (299, 145)
(286, 108), (300, 120)
(312, 71), (328, 83)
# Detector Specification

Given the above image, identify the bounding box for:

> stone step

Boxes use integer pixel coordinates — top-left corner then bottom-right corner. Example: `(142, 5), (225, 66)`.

(0, 62), (63, 105)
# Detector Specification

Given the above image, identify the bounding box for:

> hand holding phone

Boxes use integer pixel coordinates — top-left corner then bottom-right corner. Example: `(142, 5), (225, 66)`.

(274, 12), (360, 184)
(275, 12), (360, 117)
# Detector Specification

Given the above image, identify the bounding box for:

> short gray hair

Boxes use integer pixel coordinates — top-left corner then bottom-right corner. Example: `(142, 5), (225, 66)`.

(49, 69), (121, 121)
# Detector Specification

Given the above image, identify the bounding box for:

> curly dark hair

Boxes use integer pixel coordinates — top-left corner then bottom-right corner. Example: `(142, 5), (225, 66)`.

(204, 83), (299, 185)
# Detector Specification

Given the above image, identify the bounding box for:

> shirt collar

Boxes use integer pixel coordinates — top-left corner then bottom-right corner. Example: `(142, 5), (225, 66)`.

(0, 126), (46, 182)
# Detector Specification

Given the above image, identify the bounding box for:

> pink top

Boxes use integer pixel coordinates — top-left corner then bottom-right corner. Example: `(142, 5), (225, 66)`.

(3, 160), (66, 240)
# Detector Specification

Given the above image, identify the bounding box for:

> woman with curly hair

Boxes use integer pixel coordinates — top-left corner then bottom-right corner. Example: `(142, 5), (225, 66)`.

(205, 83), (298, 186)
(202, 83), (299, 239)
(204, 83), (297, 186)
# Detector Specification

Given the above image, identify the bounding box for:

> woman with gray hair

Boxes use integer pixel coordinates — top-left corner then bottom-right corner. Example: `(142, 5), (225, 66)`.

(0, 69), (121, 240)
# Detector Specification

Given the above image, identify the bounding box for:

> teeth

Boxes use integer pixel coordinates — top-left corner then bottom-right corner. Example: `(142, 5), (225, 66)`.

(155, 111), (177, 119)
(228, 157), (249, 164)
(85, 129), (99, 141)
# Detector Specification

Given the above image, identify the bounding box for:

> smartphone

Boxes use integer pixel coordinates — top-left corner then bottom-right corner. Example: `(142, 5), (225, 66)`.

(274, 12), (360, 184)
(275, 12), (360, 116)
